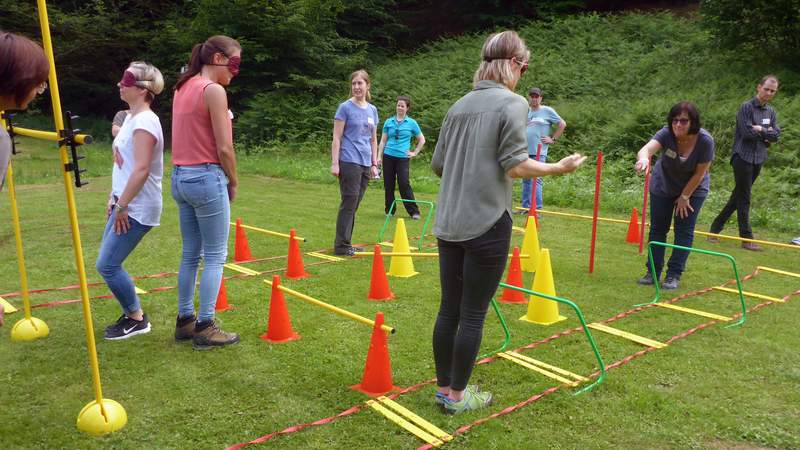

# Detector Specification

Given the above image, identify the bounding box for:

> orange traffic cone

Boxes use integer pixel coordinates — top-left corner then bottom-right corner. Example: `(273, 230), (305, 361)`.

(368, 245), (395, 301)
(234, 218), (254, 262)
(215, 278), (232, 312)
(351, 312), (399, 396)
(260, 275), (300, 343)
(625, 208), (641, 245)
(499, 246), (526, 304)
(285, 228), (309, 279)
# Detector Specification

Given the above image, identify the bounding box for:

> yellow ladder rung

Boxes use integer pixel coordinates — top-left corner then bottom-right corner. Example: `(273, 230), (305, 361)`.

(757, 266), (800, 279)
(0, 296), (19, 314)
(513, 226), (526, 233)
(505, 351), (589, 382)
(306, 251), (345, 262)
(223, 263), (260, 276)
(376, 396), (452, 442)
(654, 302), (731, 322)
(498, 352), (579, 386)
(712, 286), (785, 303)
(134, 287), (147, 295)
(379, 241), (419, 251)
(367, 400), (445, 447)
(587, 323), (668, 349)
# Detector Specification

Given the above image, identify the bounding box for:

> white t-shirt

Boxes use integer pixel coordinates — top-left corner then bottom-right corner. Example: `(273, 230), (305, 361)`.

(111, 110), (164, 226)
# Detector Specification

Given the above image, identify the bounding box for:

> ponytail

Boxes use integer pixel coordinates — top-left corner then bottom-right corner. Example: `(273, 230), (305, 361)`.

(174, 35), (241, 91)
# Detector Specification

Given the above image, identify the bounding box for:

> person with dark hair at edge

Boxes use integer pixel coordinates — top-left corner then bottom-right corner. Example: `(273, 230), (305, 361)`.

(431, 30), (586, 414)
(171, 35), (242, 350)
(635, 102), (715, 290)
(515, 87), (566, 214)
(0, 31), (50, 191)
(96, 62), (165, 340)
(331, 70), (380, 256)
(707, 75), (780, 251)
(378, 95), (425, 219)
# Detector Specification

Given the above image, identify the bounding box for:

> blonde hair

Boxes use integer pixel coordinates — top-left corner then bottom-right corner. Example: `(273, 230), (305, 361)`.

(128, 61), (164, 102)
(350, 69), (371, 101)
(473, 31), (529, 89)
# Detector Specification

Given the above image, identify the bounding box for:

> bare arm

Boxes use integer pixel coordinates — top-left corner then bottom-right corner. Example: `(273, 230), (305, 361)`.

(113, 130), (156, 234)
(409, 133), (425, 157)
(377, 132), (388, 164)
(675, 161), (712, 219)
(370, 123), (379, 177)
(635, 139), (662, 174)
(331, 119), (345, 177)
(205, 84), (237, 200)
(507, 153), (586, 178)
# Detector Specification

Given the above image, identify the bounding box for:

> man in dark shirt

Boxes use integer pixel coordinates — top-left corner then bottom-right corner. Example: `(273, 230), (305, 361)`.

(709, 75), (780, 251)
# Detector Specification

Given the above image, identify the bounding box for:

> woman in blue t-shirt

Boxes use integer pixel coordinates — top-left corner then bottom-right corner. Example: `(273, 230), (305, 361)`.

(634, 101), (715, 290)
(378, 95), (426, 219)
(330, 70), (380, 256)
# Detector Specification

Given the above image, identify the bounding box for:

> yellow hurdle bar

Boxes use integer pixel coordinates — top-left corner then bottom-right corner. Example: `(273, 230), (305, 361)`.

(587, 323), (668, 349)
(712, 286), (785, 303)
(134, 287), (147, 295)
(376, 396), (453, 443)
(224, 263), (260, 276)
(12, 126), (92, 145)
(757, 266), (800, 279)
(0, 296), (19, 314)
(354, 252), (529, 258)
(513, 226), (526, 233)
(654, 302), (731, 322)
(378, 241), (419, 251)
(262, 279), (395, 334)
(498, 352), (579, 386)
(229, 222), (305, 242)
(367, 400), (445, 447)
(306, 251), (345, 262)
(504, 351), (590, 382)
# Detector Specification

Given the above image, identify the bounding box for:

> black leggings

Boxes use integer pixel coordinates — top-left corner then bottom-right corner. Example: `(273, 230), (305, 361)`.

(433, 213), (512, 390)
(383, 154), (420, 216)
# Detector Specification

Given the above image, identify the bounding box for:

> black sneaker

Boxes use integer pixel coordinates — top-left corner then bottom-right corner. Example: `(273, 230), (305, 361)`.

(661, 276), (680, 290)
(104, 314), (151, 340)
(637, 273), (656, 285)
(335, 246), (365, 257)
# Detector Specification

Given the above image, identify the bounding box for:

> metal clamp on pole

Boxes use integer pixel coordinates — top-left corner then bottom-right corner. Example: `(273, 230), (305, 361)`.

(61, 111), (88, 187)
(1, 111), (20, 155)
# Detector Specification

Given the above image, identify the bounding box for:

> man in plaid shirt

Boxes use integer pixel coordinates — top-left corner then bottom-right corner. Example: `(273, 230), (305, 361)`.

(709, 75), (781, 251)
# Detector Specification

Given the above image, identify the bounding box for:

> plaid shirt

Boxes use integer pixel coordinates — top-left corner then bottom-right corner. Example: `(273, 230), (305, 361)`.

(732, 97), (780, 165)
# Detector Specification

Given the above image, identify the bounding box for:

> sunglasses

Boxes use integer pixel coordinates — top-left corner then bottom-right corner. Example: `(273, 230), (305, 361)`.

(672, 118), (690, 125)
(515, 58), (528, 75)
(36, 81), (48, 95)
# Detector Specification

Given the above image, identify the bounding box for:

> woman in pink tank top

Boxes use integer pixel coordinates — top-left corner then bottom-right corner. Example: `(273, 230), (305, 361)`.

(170, 35), (241, 350)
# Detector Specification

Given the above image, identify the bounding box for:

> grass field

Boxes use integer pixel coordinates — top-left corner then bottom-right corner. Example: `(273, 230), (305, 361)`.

(1, 137), (799, 449)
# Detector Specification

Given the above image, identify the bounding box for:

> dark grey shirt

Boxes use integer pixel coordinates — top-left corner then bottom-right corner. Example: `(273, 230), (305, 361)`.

(431, 80), (529, 241)
(732, 97), (780, 165)
(649, 127), (715, 198)
(0, 126), (10, 191)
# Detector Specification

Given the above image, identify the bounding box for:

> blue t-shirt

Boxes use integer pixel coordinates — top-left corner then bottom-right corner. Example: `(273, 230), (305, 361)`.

(526, 106), (562, 156)
(335, 100), (379, 167)
(649, 126), (715, 198)
(381, 116), (422, 158)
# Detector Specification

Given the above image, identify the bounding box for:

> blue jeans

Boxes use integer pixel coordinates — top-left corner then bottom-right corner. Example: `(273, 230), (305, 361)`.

(521, 153), (546, 209)
(646, 192), (705, 279)
(171, 164), (230, 322)
(96, 211), (153, 315)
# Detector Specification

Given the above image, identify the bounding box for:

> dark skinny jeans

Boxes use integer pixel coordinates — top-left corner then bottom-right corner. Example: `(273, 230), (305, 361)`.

(646, 192), (705, 280)
(382, 154), (420, 216)
(433, 213), (512, 391)
(334, 162), (370, 253)
(710, 154), (762, 239)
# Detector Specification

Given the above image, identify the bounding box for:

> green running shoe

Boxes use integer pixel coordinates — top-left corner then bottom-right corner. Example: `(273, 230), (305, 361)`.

(441, 386), (492, 414)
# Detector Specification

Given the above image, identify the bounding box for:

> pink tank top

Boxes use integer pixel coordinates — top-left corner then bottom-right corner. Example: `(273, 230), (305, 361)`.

(171, 75), (230, 165)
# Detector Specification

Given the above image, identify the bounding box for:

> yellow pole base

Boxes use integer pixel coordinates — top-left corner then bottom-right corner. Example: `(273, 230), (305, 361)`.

(519, 312), (567, 326)
(77, 399), (127, 436)
(10, 317), (50, 341)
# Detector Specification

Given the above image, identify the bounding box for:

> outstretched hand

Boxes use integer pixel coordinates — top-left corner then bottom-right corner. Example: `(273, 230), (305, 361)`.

(557, 153), (587, 173)
(634, 158), (650, 175)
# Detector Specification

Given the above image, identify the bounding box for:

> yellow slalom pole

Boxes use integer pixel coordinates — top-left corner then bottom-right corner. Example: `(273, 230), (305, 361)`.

(263, 279), (395, 334)
(35, 0), (126, 435)
(12, 126), (92, 144)
(3, 157), (49, 340)
(229, 222), (306, 242)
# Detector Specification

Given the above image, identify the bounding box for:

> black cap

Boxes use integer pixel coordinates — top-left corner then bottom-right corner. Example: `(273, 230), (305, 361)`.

(529, 87), (542, 96)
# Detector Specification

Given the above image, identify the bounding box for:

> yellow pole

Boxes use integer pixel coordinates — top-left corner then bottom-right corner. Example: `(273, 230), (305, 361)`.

(36, 0), (126, 435)
(229, 222), (306, 242)
(12, 126), (92, 144)
(263, 279), (395, 334)
(353, 252), (530, 258)
(5, 163), (32, 320)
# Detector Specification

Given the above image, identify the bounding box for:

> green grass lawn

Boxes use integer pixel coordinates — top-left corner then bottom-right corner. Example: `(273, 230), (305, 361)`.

(1, 137), (799, 449)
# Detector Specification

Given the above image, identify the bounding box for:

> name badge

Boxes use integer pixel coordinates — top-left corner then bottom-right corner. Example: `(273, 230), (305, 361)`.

(367, 117), (375, 125)
(761, 118), (770, 125)
(665, 149), (677, 159)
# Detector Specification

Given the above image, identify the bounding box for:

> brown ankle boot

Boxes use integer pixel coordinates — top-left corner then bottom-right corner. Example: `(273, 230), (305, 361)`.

(741, 242), (763, 252)
(175, 314), (196, 342)
(192, 319), (240, 350)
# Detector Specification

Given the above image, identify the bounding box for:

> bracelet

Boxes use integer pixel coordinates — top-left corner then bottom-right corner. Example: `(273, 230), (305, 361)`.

(680, 194), (690, 201)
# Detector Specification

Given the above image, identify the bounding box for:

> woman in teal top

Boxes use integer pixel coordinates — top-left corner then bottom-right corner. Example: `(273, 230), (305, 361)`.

(378, 95), (426, 219)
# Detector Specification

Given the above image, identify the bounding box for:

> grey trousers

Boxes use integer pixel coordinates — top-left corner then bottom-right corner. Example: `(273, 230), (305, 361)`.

(334, 162), (371, 253)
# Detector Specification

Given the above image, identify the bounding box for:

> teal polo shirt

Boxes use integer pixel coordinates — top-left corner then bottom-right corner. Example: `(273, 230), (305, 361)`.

(382, 116), (422, 158)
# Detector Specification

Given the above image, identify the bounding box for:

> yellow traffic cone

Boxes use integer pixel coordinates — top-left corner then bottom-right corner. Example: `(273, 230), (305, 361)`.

(520, 216), (540, 273)
(387, 219), (419, 278)
(520, 249), (566, 325)
(0, 296), (18, 314)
